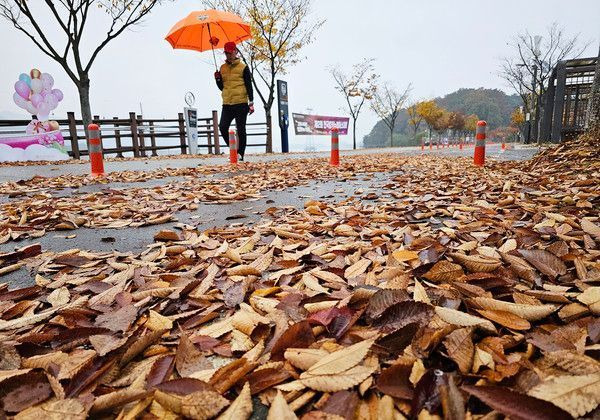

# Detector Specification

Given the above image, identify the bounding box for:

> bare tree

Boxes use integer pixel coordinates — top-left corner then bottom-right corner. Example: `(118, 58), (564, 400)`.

(370, 82), (411, 147)
(330, 59), (378, 149)
(0, 1), (168, 128)
(499, 23), (588, 141)
(204, 0), (323, 152)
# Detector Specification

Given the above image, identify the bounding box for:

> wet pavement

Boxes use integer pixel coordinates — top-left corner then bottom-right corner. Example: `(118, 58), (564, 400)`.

(1, 144), (541, 288)
(0, 144), (539, 183)
(1, 172), (395, 288)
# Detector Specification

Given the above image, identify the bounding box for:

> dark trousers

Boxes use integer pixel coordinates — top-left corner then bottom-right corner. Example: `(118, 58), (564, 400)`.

(219, 103), (249, 157)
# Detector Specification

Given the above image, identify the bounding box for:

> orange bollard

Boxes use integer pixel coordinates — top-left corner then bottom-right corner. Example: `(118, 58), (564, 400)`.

(421, 139), (424, 152)
(473, 120), (487, 166)
(330, 127), (340, 166)
(459, 139), (463, 150)
(429, 141), (432, 150)
(88, 124), (104, 177)
(229, 130), (238, 164)
(501, 141), (506, 150)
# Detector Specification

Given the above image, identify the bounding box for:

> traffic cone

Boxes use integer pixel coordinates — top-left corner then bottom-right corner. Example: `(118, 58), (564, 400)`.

(229, 130), (238, 164)
(330, 128), (339, 166)
(473, 121), (487, 167)
(88, 124), (104, 177)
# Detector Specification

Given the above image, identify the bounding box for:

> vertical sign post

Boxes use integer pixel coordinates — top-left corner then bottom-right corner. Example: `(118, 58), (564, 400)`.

(277, 80), (289, 153)
(183, 107), (198, 155)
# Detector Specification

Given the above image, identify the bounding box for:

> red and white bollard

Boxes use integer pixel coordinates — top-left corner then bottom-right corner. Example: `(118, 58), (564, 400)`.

(473, 120), (487, 166)
(88, 123), (104, 177)
(330, 128), (340, 166)
(229, 130), (238, 164)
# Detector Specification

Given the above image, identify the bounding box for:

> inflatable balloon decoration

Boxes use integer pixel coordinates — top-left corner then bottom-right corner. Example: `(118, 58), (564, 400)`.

(3, 68), (69, 161)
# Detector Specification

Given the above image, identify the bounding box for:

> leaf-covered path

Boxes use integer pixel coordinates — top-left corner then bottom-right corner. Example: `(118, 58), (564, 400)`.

(0, 141), (598, 419)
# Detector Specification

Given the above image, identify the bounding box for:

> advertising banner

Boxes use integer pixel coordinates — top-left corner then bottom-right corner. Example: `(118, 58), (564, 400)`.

(292, 113), (349, 135)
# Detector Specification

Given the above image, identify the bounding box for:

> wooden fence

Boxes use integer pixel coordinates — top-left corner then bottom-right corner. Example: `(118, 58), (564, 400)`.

(0, 111), (269, 159)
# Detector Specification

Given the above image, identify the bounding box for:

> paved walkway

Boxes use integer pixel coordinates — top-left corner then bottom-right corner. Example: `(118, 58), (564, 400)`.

(0, 144), (539, 183)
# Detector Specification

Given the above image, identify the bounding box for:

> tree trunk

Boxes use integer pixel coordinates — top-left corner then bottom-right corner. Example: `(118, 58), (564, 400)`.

(586, 44), (600, 136)
(265, 111), (273, 153)
(77, 76), (92, 147)
(352, 119), (357, 150)
(390, 127), (394, 147)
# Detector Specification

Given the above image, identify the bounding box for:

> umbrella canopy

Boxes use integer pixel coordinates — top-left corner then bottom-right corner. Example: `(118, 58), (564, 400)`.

(165, 9), (252, 54)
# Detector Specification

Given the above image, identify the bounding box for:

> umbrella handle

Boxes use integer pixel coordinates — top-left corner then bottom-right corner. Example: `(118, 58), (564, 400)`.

(207, 23), (218, 71)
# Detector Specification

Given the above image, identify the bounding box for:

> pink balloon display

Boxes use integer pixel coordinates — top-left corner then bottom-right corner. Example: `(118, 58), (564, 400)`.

(13, 92), (28, 109)
(41, 73), (54, 89)
(14, 80), (30, 99)
(51, 89), (64, 102)
(31, 93), (43, 107)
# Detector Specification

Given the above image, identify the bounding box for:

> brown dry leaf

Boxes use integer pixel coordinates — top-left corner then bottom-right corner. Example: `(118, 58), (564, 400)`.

(300, 365), (376, 392)
(528, 372), (600, 417)
(518, 249), (567, 278)
(217, 382), (252, 420)
(392, 249), (420, 262)
(471, 297), (558, 321)
(476, 309), (531, 330)
(227, 265), (261, 276)
(155, 388), (229, 419)
(176, 333), (211, 377)
(91, 389), (149, 414)
(306, 339), (375, 376)
(463, 385), (572, 420)
(284, 348), (330, 371)
(580, 219), (600, 238)
(46, 287), (70, 307)
(14, 398), (87, 420)
(577, 287), (600, 314)
(146, 310), (174, 331)
(434, 306), (496, 333)
(449, 253), (502, 273)
(443, 328), (474, 374)
(423, 261), (464, 282)
(57, 349), (97, 380)
(344, 258), (371, 279)
(540, 350), (600, 375)
(413, 280), (431, 304)
(267, 390), (298, 420)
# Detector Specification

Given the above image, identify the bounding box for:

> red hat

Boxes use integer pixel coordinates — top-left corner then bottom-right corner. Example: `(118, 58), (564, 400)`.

(224, 42), (237, 53)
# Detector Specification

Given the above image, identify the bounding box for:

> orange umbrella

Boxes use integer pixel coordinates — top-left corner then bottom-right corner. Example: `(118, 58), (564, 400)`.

(165, 9), (252, 70)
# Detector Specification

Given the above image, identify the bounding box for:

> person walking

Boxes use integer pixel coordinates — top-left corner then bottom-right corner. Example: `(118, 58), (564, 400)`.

(214, 41), (254, 161)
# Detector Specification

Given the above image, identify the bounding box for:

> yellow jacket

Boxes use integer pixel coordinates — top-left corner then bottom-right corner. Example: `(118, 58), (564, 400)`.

(220, 59), (249, 105)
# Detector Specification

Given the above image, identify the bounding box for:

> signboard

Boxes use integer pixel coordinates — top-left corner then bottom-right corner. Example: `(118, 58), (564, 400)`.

(277, 80), (289, 129)
(292, 113), (349, 135)
(277, 80), (289, 153)
(183, 107), (198, 154)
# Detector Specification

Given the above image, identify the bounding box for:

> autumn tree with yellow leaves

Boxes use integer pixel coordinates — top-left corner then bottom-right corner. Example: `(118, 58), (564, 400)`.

(416, 100), (444, 144)
(203, 0), (324, 152)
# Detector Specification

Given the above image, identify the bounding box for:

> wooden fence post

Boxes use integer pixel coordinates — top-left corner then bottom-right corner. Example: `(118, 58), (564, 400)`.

(149, 121), (158, 156)
(67, 111), (80, 159)
(129, 112), (140, 157)
(178, 112), (187, 155)
(212, 110), (220, 155)
(113, 117), (123, 158)
(207, 118), (214, 155)
(136, 114), (146, 157)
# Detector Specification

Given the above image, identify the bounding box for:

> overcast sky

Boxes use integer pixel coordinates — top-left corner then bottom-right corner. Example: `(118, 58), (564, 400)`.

(1, 0), (599, 151)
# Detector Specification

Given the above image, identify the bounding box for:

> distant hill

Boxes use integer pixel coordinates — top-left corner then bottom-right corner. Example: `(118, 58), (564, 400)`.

(363, 88), (521, 148)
